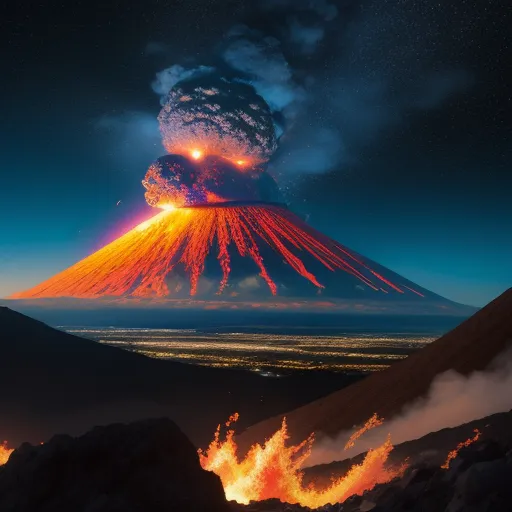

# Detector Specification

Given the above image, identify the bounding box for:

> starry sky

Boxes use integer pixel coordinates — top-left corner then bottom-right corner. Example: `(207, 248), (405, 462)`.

(1, 0), (510, 307)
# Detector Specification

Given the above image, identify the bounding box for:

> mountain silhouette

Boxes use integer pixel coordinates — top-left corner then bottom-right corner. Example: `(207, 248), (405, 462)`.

(0, 306), (357, 447)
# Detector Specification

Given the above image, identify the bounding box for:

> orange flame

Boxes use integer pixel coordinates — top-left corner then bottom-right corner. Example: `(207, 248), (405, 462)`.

(344, 413), (384, 450)
(0, 441), (13, 466)
(199, 415), (406, 508)
(441, 429), (481, 470)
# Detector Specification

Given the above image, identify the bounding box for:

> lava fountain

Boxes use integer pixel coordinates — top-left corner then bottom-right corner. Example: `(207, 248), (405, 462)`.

(199, 414), (406, 508)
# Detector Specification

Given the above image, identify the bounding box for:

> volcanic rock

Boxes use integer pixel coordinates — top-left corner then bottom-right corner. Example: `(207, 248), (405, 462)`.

(230, 414), (512, 511)
(238, 288), (512, 448)
(361, 436), (512, 512)
(0, 418), (230, 512)
(230, 498), (310, 511)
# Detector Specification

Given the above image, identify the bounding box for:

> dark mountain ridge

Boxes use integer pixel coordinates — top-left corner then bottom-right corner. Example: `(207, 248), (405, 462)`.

(0, 306), (356, 447)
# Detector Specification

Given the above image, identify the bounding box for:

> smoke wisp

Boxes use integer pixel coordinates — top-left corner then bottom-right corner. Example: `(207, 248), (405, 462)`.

(309, 345), (512, 467)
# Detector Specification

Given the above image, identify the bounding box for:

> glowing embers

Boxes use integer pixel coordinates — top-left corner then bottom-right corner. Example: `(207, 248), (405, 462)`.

(199, 414), (405, 508)
(0, 441), (13, 466)
(344, 413), (384, 450)
(441, 429), (481, 470)
(142, 154), (280, 208)
(11, 204), (417, 300)
(191, 149), (203, 160)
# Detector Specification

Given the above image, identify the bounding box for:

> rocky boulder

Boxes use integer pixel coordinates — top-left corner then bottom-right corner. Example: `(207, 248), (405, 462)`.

(0, 418), (229, 512)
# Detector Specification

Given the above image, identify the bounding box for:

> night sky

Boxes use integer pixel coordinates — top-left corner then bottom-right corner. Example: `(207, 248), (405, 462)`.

(1, 0), (510, 306)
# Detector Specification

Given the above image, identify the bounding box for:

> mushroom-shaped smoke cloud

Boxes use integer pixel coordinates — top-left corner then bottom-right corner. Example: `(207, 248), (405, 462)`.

(143, 75), (280, 208)
(158, 76), (277, 164)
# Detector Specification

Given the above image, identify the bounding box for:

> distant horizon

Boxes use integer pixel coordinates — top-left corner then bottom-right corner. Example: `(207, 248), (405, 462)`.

(1, 260), (504, 308)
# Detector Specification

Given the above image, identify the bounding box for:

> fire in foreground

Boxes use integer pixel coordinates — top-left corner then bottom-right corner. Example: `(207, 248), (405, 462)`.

(199, 414), (405, 509)
(441, 428), (481, 470)
(0, 421), (483, 508)
(12, 204), (419, 299)
(0, 442), (14, 466)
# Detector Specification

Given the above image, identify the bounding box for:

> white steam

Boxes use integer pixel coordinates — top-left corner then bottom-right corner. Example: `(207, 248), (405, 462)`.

(309, 345), (512, 467)
(223, 33), (305, 117)
(151, 64), (215, 103)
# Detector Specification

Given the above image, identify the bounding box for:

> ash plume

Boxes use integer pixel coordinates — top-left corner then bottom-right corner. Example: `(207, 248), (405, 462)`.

(157, 75), (277, 163)
(261, 0), (338, 55)
(146, 0), (472, 188)
(96, 0), (475, 193)
(308, 345), (512, 466)
(221, 25), (305, 121)
(143, 154), (280, 208)
(150, 0), (337, 183)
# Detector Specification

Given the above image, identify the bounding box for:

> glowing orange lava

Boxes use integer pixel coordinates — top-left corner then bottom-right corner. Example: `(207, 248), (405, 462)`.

(0, 441), (13, 466)
(344, 413), (384, 450)
(12, 204), (417, 299)
(159, 203), (176, 212)
(441, 429), (481, 470)
(199, 414), (405, 508)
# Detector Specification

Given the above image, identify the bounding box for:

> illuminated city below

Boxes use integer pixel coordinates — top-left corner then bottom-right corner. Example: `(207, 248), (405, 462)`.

(64, 327), (435, 374)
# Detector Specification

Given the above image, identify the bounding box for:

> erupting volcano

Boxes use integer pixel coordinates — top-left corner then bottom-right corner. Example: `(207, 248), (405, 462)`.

(13, 202), (438, 300)
(11, 75), (464, 309)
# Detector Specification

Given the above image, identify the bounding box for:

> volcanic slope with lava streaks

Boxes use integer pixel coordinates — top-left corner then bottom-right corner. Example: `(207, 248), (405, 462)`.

(12, 203), (447, 302)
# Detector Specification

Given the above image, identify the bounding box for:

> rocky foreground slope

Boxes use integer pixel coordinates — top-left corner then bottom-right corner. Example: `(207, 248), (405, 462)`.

(234, 435), (512, 512)
(0, 418), (229, 512)
(233, 410), (512, 512)
(1, 411), (512, 511)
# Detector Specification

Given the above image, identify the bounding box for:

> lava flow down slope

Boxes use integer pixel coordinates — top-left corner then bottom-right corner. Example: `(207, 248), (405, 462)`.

(12, 201), (455, 305)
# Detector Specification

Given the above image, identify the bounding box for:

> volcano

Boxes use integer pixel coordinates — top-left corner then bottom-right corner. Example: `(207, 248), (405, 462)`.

(11, 74), (472, 313)
(12, 202), (463, 310)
